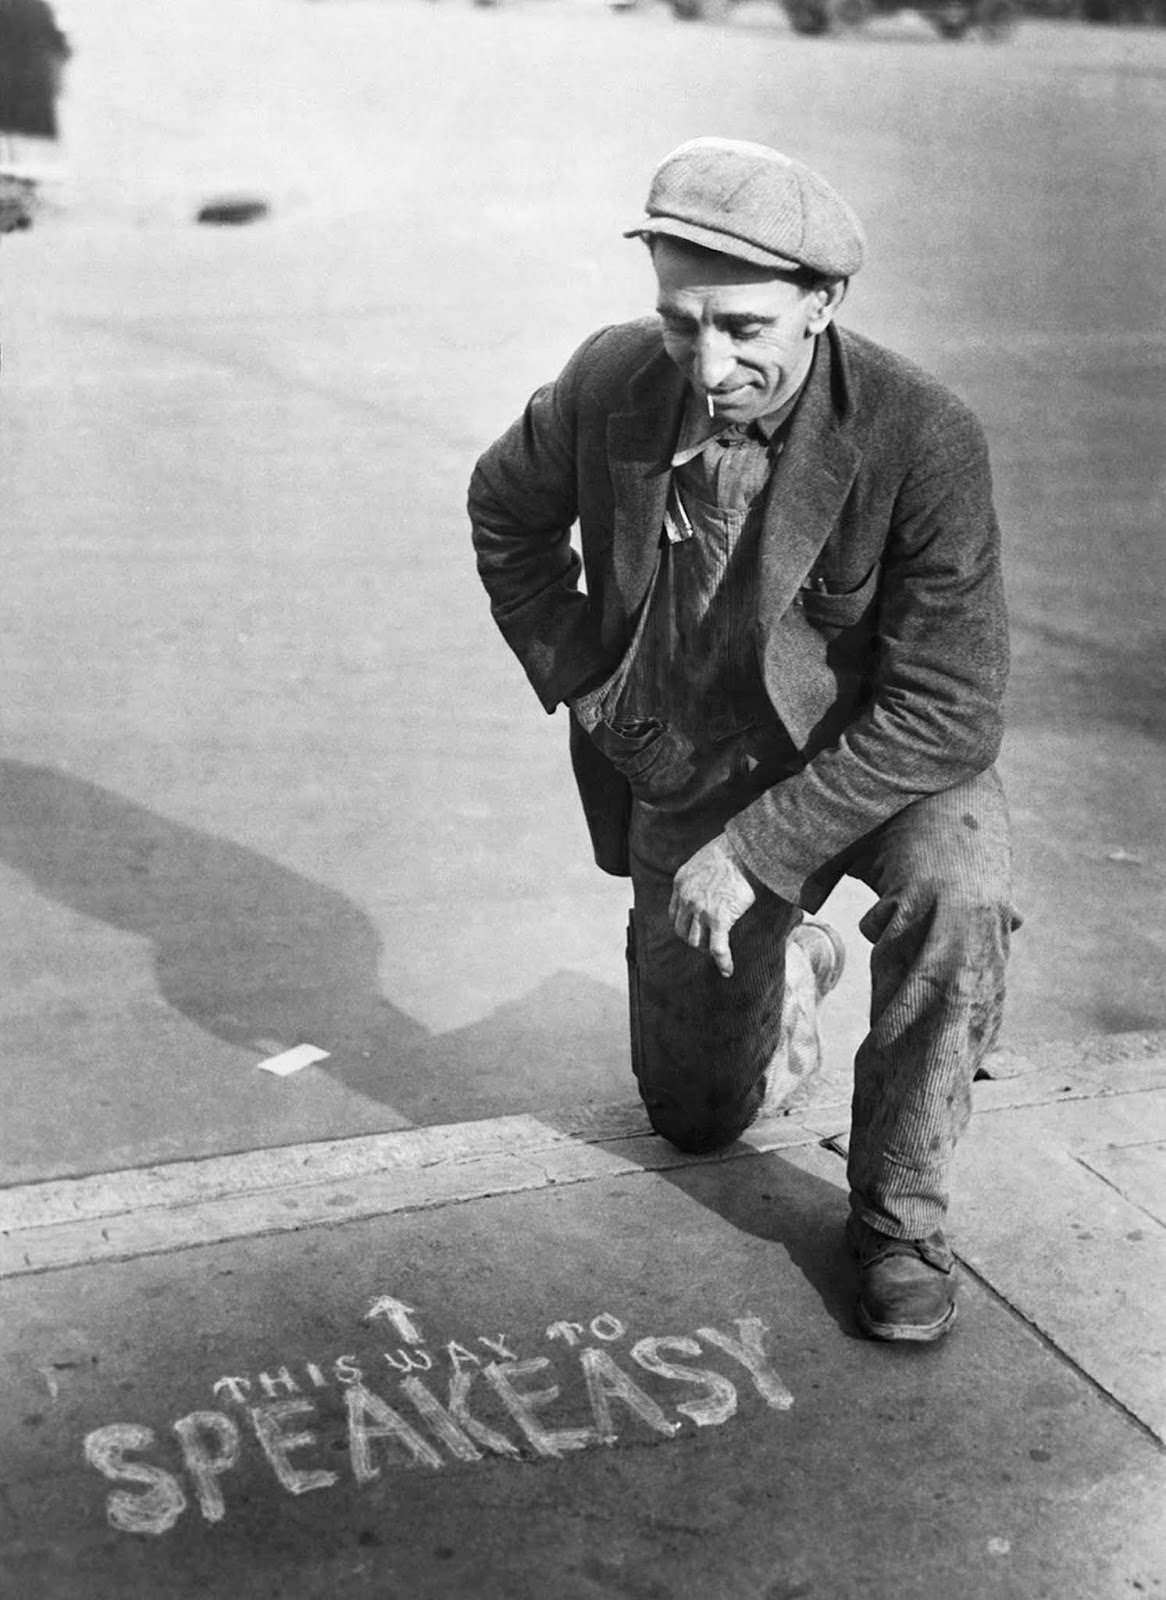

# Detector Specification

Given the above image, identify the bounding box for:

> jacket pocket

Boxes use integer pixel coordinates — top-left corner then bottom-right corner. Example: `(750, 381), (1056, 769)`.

(797, 561), (881, 632)
(591, 718), (697, 801)
(591, 717), (667, 780)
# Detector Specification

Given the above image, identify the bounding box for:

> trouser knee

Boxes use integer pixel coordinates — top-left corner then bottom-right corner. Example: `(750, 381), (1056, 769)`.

(639, 1081), (762, 1154)
(626, 907), (783, 1155)
(864, 881), (1013, 998)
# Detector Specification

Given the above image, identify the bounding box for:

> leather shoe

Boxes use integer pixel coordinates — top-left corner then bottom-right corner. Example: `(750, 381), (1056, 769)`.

(846, 1214), (957, 1343)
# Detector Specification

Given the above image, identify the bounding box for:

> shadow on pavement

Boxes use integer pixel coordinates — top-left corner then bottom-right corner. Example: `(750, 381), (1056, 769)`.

(636, 1146), (861, 1341)
(0, 762), (859, 1331)
(0, 758), (427, 1065)
(0, 761), (632, 1125)
(358, 969), (630, 1121)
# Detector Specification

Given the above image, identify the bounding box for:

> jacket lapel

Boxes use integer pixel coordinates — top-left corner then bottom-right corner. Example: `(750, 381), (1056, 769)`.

(600, 328), (862, 647)
(757, 327), (861, 630)
(604, 349), (686, 633)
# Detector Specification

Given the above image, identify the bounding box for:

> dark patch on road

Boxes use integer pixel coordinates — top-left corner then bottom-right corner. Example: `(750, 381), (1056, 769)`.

(196, 197), (270, 226)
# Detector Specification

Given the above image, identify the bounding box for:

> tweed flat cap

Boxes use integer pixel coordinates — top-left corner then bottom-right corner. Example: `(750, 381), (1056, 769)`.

(624, 136), (865, 279)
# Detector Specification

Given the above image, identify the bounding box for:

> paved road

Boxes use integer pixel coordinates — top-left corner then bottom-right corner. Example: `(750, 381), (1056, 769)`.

(1, 0), (1163, 1181)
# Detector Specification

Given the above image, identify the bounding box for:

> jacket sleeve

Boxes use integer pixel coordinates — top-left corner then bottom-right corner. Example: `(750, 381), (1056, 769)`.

(469, 331), (614, 713)
(726, 408), (1009, 912)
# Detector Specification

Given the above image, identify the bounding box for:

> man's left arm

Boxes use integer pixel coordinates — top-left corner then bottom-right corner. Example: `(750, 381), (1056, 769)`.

(734, 410), (1007, 907)
(676, 408), (1008, 957)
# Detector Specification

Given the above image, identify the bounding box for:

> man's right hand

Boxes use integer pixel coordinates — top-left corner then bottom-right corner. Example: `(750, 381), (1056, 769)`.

(669, 833), (759, 979)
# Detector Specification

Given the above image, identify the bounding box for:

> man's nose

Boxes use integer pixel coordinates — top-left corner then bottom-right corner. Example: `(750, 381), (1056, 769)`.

(691, 329), (736, 391)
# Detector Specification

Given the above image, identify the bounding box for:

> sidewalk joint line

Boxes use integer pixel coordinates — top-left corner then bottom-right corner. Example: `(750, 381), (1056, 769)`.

(1070, 1149), (1166, 1231)
(955, 1254), (1166, 1453)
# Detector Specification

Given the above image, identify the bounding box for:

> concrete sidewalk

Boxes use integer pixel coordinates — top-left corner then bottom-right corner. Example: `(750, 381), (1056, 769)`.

(2, 1031), (1163, 1599)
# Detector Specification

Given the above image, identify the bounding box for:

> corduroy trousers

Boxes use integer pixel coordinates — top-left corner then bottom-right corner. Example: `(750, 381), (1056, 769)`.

(626, 765), (1017, 1239)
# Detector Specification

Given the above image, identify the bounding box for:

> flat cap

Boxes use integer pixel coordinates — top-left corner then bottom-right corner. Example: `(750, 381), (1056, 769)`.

(624, 136), (865, 279)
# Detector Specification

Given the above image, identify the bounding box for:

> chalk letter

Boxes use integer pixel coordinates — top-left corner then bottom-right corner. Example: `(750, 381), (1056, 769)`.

(630, 1337), (738, 1426)
(695, 1318), (794, 1411)
(445, 1341), (481, 1370)
(84, 1424), (187, 1537)
(212, 1376), (251, 1405)
(345, 1380), (444, 1484)
(589, 1314), (625, 1343)
(483, 1359), (598, 1460)
(399, 1377), (483, 1463)
(399, 1371), (519, 1461)
(446, 1367), (520, 1458)
(580, 1348), (680, 1443)
(545, 1321), (584, 1347)
(383, 1348), (433, 1375)
(173, 1411), (241, 1523)
(306, 1363), (329, 1389)
(249, 1400), (339, 1496)
(258, 1366), (301, 1399)
(477, 1334), (516, 1361)
(333, 1355), (363, 1386)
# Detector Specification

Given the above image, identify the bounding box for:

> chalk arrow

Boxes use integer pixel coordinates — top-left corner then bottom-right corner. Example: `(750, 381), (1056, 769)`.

(364, 1297), (424, 1344)
(545, 1321), (585, 1347)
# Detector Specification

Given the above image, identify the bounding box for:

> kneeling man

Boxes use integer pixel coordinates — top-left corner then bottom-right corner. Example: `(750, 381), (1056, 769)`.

(469, 137), (1017, 1343)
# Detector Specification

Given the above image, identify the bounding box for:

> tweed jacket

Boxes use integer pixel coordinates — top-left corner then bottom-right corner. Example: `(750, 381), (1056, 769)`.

(469, 318), (1008, 911)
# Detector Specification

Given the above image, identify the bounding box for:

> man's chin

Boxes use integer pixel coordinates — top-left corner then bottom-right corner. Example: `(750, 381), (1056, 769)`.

(708, 388), (763, 421)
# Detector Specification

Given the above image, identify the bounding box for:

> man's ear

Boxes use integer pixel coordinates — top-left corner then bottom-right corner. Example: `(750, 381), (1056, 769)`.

(806, 279), (848, 335)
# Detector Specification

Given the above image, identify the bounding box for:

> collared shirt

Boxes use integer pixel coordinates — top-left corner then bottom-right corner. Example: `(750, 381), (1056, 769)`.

(607, 373), (810, 802)
(667, 385), (802, 526)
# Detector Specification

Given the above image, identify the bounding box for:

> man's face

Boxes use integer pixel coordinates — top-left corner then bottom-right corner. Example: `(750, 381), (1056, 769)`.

(652, 237), (840, 423)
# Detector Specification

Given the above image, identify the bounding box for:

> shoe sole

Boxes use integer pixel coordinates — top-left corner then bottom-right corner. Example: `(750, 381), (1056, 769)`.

(855, 1299), (957, 1343)
(796, 921), (846, 1000)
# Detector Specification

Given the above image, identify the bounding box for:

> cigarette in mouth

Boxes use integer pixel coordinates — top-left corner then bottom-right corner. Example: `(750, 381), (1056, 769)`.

(706, 392), (716, 418)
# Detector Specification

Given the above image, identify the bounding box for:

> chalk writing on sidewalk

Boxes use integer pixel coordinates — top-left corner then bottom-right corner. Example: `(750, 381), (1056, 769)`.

(82, 1297), (794, 1536)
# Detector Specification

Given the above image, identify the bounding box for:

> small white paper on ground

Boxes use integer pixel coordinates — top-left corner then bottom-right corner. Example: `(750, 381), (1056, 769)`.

(257, 1043), (331, 1077)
